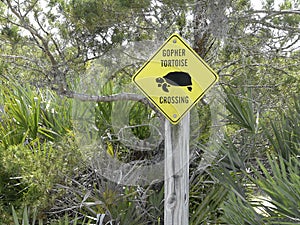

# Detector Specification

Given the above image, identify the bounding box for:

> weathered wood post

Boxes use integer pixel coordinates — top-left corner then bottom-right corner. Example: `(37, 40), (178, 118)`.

(164, 112), (190, 225)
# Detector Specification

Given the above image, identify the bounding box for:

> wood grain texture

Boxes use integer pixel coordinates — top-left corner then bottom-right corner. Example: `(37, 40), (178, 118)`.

(164, 112), (190, 225)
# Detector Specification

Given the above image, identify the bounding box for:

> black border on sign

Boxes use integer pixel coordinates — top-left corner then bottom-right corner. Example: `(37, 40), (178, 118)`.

(132, 33), (219, 124)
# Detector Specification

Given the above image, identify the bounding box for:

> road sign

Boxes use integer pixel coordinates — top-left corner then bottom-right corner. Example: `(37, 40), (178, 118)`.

(132, 33), (218, 124)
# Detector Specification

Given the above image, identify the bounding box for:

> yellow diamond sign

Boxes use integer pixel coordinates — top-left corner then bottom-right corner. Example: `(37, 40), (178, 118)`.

(132, 33), (219, 124)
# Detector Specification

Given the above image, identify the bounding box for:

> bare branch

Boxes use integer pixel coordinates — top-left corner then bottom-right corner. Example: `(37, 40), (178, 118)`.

(64, 92), (145, 103)
(250, 9), (300, 16)
(5, 0), (59, 68)
(63, 91), (164, 120)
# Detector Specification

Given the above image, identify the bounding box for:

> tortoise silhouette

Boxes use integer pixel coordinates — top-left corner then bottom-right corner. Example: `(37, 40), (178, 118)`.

(156, 71), (192, 93)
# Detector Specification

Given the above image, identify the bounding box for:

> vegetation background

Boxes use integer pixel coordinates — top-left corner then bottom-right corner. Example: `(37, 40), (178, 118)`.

(0, 0), (299, 224)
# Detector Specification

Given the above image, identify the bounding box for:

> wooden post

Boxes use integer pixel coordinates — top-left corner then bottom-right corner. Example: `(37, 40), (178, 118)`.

(164, 112), (190, 225)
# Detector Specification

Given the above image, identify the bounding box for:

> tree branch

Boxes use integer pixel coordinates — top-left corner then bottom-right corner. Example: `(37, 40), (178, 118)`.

(64, 91), (145, 103)
(249, 9), (300, 16)
(62, 91), (164, 119)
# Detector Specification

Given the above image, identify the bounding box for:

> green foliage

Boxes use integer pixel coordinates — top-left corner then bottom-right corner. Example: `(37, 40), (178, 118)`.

(218, 134), (247, 171)
(192, 102), (212, 145)
(0, 135), (81, 223)
(12, 206), (42, 225)
(129, 101), (153, 140)
(0, 81), (72, 147)
(1, 25), (21, 44)
(1, 140), (75, 205)
(0, 82), (81, 224)
(264, 96), (300, 160)
(106, 185), (164, 224)
(223, 87), (258, 133)
(1, 0), (300, 224)
(277, 0), (300, 26)
(217, 93), (300, 225)
(252, 155), (300, 223)
(63, 0), (152, 46)
(93, 79), (162, 162)
(51, 173), (164, 224)
(12, 206), (92, 225)
(221, 192), (265, 225)
(221, 154), (300, 225)
(190, 179), (228, 225)
(95, 80), (114, 136)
